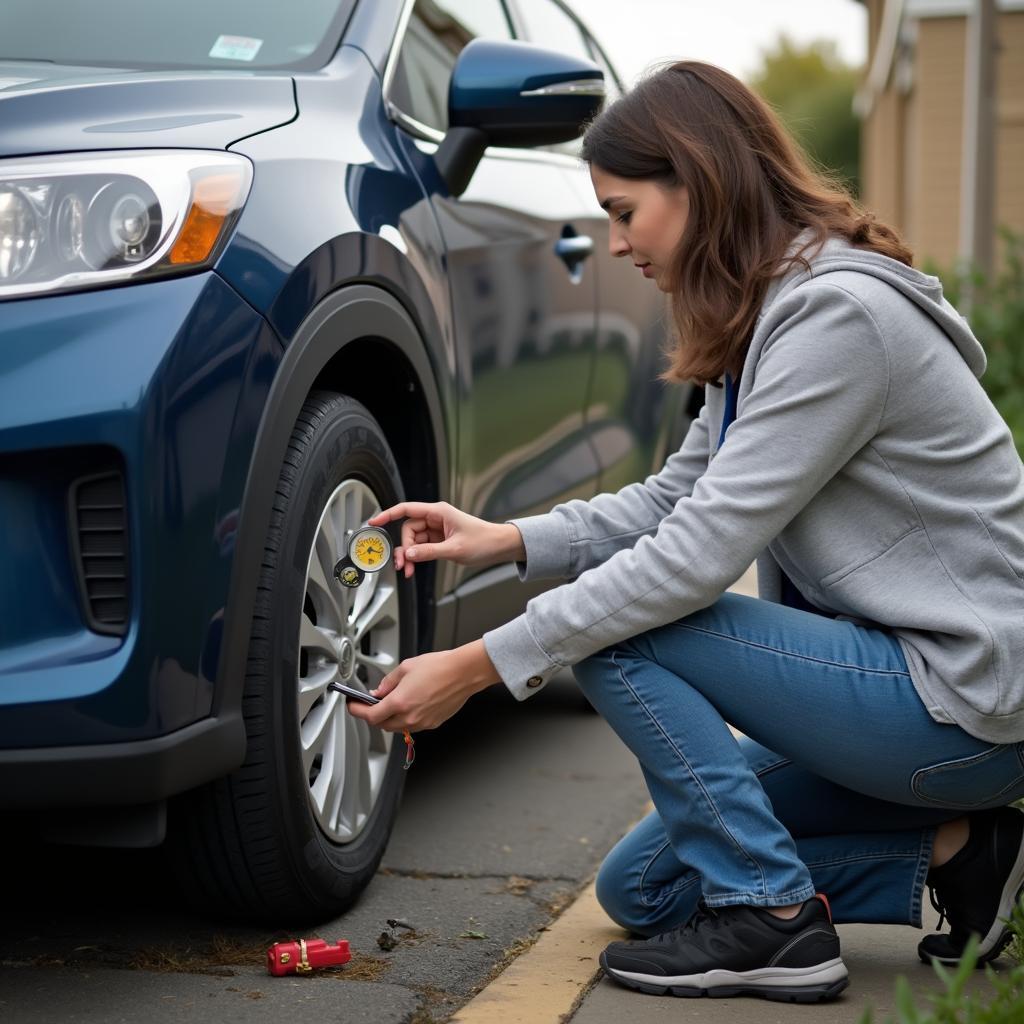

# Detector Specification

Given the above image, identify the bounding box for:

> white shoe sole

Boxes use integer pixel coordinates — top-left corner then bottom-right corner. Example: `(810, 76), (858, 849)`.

(600, 953), (849, 1002)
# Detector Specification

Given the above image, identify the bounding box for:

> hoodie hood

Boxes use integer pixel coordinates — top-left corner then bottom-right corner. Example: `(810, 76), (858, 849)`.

(765, 232), (987, 379)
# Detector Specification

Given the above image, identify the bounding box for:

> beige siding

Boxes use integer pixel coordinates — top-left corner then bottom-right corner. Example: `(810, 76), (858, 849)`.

(907, 17), (965, 266)
(861, 0), (903, 226)
(863, 86), (905, 228)
(996, 13), (1024, 260)
(860, 9), (1024, 269)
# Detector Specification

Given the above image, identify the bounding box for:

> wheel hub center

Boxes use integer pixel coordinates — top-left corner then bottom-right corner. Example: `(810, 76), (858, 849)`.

(337, 636), (355, 680)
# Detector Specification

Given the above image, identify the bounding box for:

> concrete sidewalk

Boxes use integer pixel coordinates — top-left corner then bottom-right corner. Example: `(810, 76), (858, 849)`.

(448, 868), (1011, 1024)
(571, 905), (1009, 1024)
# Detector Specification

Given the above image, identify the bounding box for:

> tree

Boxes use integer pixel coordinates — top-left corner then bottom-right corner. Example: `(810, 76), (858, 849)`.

(748, 35), (861, 196)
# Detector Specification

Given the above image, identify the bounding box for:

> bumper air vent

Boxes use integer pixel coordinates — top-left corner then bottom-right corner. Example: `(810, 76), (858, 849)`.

(70, 471), (129, 636)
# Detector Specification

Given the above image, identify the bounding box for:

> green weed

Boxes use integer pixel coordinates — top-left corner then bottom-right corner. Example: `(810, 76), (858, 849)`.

(927, 228), (1024, 457)
(860, 895), (1024, 1023)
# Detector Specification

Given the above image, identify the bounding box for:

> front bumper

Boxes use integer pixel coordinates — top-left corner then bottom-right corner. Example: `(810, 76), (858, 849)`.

(0, 272), (280, 803)
(0, 715), (244, 808)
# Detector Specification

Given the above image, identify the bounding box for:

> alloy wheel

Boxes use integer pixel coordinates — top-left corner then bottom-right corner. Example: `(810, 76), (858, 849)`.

(298, 478), (400, 842)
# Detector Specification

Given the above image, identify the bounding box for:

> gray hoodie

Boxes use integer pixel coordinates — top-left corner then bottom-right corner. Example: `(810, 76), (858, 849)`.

(482, 234), (1024, 744)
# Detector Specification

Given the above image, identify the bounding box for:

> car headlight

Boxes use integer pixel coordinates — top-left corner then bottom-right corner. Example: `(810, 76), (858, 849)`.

(0, 150), (252, 300)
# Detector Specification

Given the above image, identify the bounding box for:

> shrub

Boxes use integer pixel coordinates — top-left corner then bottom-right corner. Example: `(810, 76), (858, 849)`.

(928, 228), (1024, 456)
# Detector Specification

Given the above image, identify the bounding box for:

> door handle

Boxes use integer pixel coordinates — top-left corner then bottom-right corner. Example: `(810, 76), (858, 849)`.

(554, 234), (594, 283)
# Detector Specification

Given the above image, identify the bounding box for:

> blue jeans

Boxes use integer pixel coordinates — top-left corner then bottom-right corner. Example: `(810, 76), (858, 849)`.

(572, 593), (1024, 937)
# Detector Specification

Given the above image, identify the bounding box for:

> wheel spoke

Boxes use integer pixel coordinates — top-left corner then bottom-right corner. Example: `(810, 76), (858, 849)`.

(323, 709), (347, 833)
(299, 613), (336, 660)
(330, 490), (352, 571)
(298, 661), (337, 720)
(352, 579), (397, 642)
(354, 647), (397, 683)
(307, 545), (348, 630)
(349, 566), (379, 626)
(340, 710), (370, 832)
(337, 711), (356, 832)
(308, 720), (333, 817)
(367, 747), (387, 794)
(321, 493), (344, 564)
(359, 488), (378, 528)
(344, 483), (359, 537)
(354, 716), (372, 823)
(300, 693), (335, 777)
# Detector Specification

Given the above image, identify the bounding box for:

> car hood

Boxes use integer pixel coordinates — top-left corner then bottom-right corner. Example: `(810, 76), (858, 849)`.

(0, 62), (296, 159)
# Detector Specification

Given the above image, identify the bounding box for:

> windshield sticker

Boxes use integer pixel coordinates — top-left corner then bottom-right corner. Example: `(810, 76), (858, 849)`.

(209, 35), (263, 62)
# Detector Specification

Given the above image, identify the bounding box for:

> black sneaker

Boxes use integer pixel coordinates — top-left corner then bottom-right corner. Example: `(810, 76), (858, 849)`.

(918, 805), (1024, 967)
(599, 894), (848, 1002)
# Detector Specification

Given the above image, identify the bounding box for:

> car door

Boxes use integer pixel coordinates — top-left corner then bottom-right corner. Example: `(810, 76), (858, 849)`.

(385, 0), (602, 638)
(512, 0), (699, 492)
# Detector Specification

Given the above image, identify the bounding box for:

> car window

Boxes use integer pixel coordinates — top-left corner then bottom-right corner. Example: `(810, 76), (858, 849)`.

(389, 0), (515, 133)
(511, 0), (591, 63)
(0, 0), (354, 71)
(585, 36), (623, 106)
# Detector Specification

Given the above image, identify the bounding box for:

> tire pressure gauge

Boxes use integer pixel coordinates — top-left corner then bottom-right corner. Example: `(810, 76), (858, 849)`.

(334, 525), (393, 588)
(350, 526), (391, 571)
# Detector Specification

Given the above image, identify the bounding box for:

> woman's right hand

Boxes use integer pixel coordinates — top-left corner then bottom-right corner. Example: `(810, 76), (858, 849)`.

(367, 501), (525, 579)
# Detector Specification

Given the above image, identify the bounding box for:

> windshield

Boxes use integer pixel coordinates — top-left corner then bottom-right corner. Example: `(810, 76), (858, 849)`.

(0, 0), (356, 71)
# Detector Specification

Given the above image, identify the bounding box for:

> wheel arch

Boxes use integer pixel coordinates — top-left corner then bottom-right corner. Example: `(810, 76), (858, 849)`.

(213, 283), (449, 725)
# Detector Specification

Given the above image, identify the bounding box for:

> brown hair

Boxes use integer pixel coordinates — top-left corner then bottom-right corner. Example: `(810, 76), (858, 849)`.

(580, 61), (913, 386)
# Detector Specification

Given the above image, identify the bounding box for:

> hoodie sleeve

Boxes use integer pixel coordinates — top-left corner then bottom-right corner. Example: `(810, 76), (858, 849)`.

(483, 282), (891, 700)
(504, 398), (713, 581)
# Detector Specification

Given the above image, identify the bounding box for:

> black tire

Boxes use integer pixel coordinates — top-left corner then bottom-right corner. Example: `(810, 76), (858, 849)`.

(170, 391), (416, 924)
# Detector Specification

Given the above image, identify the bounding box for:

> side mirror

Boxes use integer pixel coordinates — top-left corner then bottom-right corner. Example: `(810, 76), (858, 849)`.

(435, 38), (605, 196)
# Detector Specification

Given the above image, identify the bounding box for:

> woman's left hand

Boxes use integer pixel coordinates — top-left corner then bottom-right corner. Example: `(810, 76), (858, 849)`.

(345, 640), (501, 733)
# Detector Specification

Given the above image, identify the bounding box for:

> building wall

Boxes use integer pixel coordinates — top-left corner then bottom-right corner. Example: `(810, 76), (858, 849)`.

(996, 13), (1024, 257)
(862, 0), (905, 229)
(907, 17), (965, 265)
(860, 5), (1024, 269)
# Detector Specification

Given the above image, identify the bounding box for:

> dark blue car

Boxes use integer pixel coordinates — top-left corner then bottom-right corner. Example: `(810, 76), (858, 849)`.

(0, 0), (693, 921)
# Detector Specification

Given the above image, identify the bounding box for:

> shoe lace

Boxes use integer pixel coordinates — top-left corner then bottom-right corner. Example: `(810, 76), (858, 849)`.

(928, 884), (948, 931)
(658, 901), (727, 944)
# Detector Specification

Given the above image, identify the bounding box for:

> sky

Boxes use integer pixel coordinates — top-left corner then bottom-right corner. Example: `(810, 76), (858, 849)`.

(565, 0), (868, 85)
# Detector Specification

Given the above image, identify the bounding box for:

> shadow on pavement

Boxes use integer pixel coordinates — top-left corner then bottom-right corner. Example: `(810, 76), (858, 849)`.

(0, 674), (595, 923)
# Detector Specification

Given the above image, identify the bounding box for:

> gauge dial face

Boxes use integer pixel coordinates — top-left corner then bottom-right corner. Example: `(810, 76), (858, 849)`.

(349, 527), (392, 572)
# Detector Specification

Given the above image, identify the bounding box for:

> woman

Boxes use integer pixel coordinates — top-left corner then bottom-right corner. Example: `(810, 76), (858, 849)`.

(347, 62), (1024, 1003)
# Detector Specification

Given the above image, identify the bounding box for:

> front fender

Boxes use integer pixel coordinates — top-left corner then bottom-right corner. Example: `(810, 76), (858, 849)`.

(211, 283), (447, 723)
